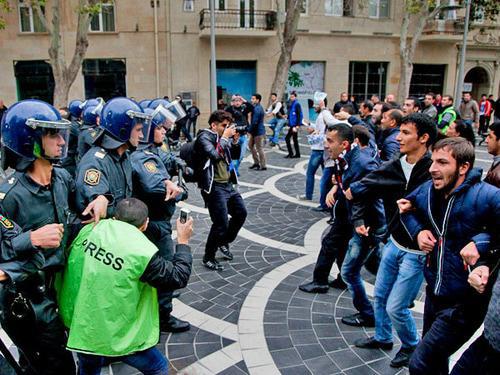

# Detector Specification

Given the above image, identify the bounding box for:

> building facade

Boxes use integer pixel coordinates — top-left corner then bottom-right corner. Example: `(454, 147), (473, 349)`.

(0, 0), (498, 117)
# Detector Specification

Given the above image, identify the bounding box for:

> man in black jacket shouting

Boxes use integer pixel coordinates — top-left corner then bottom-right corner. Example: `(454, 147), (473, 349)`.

(194, 110), (247, 271)
(344, 113), (437, 368)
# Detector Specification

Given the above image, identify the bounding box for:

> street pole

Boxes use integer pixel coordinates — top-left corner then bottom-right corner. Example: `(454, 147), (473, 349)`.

(454, 0), (471, 111)
(209, 0), (217, 112)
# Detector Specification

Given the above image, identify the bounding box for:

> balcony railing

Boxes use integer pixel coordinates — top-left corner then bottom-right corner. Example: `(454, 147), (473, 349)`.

(423, 18), (465, 35)
(199, 9), (277, 31)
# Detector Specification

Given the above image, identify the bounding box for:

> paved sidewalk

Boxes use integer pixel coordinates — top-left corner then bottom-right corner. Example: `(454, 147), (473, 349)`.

(1, 136), (493, 374)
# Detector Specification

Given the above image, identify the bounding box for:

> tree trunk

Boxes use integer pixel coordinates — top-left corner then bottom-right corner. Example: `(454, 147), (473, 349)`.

(268, 0), (302, 105)
(397, 59), (413, 103)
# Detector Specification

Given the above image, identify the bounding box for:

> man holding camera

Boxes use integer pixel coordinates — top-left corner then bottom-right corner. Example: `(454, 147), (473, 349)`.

(193, 110), (247, 271)
(225, 95), (252, 176)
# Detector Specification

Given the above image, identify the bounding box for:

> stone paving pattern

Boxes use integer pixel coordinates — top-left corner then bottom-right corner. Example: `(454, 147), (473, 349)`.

(0, 134), (493, 374)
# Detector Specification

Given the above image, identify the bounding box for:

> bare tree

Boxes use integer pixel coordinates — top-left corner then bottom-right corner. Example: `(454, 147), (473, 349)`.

(268, 0), (302, 105)
(1, 1), (104, 107)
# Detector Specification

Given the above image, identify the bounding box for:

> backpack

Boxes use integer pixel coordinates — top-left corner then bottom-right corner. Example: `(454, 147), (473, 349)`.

(179, 140), (199, 183)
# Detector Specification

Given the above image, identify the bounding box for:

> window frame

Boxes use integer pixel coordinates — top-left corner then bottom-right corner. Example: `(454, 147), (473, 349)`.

(368, 0), (390, 19)
(89, 2), (116, 33)
(18, 1), (46, 33)
(324, 0), (343, 17)
(183, 0), (195, 12)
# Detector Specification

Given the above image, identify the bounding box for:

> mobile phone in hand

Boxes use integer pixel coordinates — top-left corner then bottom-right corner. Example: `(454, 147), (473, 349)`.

(180, 208), (191, 224)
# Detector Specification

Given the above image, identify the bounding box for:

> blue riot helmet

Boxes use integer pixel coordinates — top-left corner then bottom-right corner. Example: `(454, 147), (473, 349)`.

(148, 98), (170, 110)
(81, 99), (104, 126)
(142, 105), (177, 144)
(1, 99), (72, 168)
(79, 97), (104, 113)
(68, 99), (83, 119)
(139, 99), (152, 110)
(99, 97), (152, 149)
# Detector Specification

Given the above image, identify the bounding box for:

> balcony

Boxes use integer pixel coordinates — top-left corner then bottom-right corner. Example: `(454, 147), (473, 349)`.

(421, 18), (464, 42)
(199, 9), (277, 38)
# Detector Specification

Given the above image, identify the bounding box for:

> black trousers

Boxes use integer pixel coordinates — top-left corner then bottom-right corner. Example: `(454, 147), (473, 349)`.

(312, 219), (352, 285)
(145, 219), (174, 318)
(409, 287), (489, 375)
(202, 183), (247, 261)
(0, 287), (75, 375)
(285, 127), (300, 157)
(450, 334), (500, 375)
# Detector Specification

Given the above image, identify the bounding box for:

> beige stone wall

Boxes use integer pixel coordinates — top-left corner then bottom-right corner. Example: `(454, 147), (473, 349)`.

(0, 0), (498, 117)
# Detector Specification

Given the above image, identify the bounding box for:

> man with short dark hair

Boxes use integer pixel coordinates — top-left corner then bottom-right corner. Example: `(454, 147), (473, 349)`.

(479, 93), (493, 136)
(484, 121), (500, 187)
(378, 109), (403, 161)
(333, 92), (356, 114)
(459, 92), (480, 129)
(248, 93), (267, 170)
(285, 91), (302, 158)
(422, 93), (438, 121)
(346, 113), (437, 368)
(400, 138), (499, 374)
(403, 97), (421, 116)
(359, 100), (376, 136)
(267, 92), (286, 146)
(194, 111), (247, 270)
(59, 198), (193, 375)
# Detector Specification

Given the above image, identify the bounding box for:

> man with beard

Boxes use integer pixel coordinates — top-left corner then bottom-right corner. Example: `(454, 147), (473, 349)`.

(399, 138), (499, 374)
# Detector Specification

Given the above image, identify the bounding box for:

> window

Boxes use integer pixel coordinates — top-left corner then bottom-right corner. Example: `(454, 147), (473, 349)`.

(207, 0), (226, 10)
(183, 0), (194, 12)
(90, 3), (115, 32)
(349, 61), (388, 102)
(14, 60), (54, 103)
(18, 1), (46, 33)
(83, 59), (126, 100)
(286, 0), (307, 15)
(409, 64), (446, 98)
(369, 0), (389, 18)
(325, 0), (353, 17)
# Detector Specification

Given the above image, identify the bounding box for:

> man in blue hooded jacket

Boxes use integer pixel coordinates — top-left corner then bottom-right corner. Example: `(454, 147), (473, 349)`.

(399, 137), (500, 374)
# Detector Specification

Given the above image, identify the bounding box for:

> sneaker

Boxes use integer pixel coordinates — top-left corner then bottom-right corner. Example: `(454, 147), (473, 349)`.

(297, 194), (312, 201)
(203, 259), (224, 271)
(259, 167), (268, 171)
(354, 336), (393, 350)
(312, 206), (329, 213)
(390, 346), (416, 368)
(218, 245), (234, 260)
(327, 218), (334, 225)
(284, 154), (293, 159)
(298, 281), (329, 294)
(341, 313), (375, 327)
(249, 164), (260, 170)
(160, 316), (190, 333)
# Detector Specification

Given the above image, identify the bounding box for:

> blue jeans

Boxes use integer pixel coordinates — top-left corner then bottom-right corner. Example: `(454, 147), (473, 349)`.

(319, 166), (334, 209)
(77, 347), (168, 375)
(269, 117), (286, 144)
(373, 239), (425, 348)
(232, 134), (248, 175)
(341, 227), (386, 319)
(305, 150), (324, 200)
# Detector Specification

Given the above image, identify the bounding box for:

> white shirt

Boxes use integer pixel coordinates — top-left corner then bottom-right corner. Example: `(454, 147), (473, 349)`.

(400, 155), (415, 183)
(266, 101), (282, 115)
(309, 109), (339, 151)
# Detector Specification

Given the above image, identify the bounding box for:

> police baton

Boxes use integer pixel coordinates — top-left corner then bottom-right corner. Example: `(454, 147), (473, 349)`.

(0, 335), (30, 374)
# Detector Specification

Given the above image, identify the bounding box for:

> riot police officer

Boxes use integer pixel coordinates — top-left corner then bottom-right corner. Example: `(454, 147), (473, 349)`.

(75, 97), (152, 218)
(130, 105), (190, 333)
(0, 99), (108, 374)
(77, 98), (104, 162)
(59, 99), (83, 176)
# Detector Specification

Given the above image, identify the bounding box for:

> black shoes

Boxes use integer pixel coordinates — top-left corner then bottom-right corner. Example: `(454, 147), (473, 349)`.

(390, 346), (416, 368)
(341, 313), (375, 327)
(327, 218), (334, 225)
(354, 336), (393, 350)
(203, 258), (224, 271)
(259, 167), (267, 171)
(299, 281), (329, 294)
(172, 290), (181, 299)
(329, 277), (347, 290)
(312, 206), (329, 213)
(218, 245), (234, 260)
(160, 316), (191, 333)
(249, 164), (260, 170)
(291, 155), (301, 158)
(284, 154), (293, 158)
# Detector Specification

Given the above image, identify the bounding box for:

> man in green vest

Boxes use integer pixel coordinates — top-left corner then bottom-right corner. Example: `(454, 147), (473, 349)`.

(58, 198), (193, 374)
(437, 95), (457, 135)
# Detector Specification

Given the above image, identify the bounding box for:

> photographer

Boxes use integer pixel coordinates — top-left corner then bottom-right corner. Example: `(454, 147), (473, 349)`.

(130, 105), (190, 333)
(59, 198), (193, 375)
(193, 110), (247, 271)
(225, 95), (253, 175)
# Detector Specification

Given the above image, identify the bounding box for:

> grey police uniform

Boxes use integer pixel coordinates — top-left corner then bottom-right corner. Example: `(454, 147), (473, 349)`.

(76, 124), (100, 162)
(75, 145), (133, 217)
(59, 118), (81, 177)
(0, 167), (77, 374)
(130, 144), (176, 316)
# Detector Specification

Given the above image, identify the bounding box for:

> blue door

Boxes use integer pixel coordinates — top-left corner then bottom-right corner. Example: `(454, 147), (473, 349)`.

(216, 61), (256, 104)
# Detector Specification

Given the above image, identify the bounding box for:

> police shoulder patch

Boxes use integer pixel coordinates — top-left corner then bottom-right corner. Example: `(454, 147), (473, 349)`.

(0, 215), (14, 229)
(144, 161), (158, 173)
(84, 168), (101, 186)
(161, 143), (168, 152)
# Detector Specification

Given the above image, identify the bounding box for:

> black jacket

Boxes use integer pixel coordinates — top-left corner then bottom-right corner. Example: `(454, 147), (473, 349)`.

(193, 129), (240, 193)
(349, 152), (432, 250)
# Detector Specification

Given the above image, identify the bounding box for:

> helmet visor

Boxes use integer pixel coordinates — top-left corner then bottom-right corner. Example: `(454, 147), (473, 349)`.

(126, 110), (152, 144)
(26, 118), (72, 160)
(151, 104), (178, 128)
(165, 100), (187, 122)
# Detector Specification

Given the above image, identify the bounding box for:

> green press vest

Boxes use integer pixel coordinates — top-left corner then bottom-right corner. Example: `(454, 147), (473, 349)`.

(437, 106), (457, 134)
(58, 219), (159, 356)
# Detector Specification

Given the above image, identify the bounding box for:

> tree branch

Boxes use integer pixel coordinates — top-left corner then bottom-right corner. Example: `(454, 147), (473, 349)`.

(31, 0), (52, 34)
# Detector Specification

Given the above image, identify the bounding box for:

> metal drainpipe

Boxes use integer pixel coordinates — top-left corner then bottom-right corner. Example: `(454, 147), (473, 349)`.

(153, 0), (160, 97)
